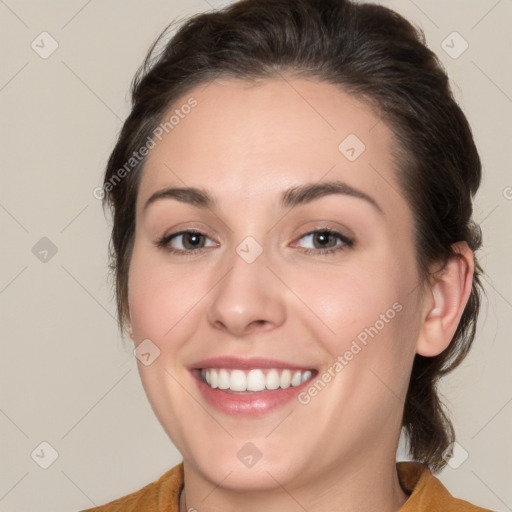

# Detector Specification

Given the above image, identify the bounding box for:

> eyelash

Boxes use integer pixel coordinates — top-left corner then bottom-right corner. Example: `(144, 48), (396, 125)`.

(155, 227), (354, 257)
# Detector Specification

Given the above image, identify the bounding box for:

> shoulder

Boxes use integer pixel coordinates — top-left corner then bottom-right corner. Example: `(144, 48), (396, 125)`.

(397, 461), (496, 512)
(77, 462), (184, 512)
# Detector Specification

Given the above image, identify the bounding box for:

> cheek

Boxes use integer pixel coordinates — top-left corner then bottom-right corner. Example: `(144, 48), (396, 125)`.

(292, 253), (405, 338)
(127, 246), (206, 343)
(297, 261), (418, 406)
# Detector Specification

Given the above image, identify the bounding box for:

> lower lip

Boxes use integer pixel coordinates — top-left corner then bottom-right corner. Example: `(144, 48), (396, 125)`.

(191, 370), (316, 417)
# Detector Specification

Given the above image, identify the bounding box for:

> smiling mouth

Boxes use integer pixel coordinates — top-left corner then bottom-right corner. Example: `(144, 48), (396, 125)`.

(193, 367), (317, 393)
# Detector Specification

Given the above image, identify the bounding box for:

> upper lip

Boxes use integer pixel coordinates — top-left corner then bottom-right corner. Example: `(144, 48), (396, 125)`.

(190, 356), (316, 371)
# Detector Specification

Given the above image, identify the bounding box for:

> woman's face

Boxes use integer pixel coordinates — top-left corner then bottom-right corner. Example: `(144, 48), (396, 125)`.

(128, 75), (426, 489)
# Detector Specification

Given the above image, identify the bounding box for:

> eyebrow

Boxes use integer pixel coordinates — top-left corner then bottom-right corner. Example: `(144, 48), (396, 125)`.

(142, 180), (384, 215)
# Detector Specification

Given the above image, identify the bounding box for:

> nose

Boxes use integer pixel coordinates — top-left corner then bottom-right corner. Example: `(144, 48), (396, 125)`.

(206, 245), (286, 337)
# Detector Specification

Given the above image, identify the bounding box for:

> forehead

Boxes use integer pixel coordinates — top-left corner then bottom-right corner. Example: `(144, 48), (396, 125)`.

(136, 75), (406, 219)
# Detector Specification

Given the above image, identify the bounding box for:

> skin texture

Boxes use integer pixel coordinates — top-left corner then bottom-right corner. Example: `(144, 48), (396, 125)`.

(126, 75), (474, 512)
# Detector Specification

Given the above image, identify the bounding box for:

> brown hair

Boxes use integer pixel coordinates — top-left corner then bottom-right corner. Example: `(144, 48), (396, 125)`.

(101, 0), (485, 472)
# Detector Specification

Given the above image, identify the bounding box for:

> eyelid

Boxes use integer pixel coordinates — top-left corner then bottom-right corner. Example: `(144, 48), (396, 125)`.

(290, 219), (355, 241)
(157, 221), (219, 242)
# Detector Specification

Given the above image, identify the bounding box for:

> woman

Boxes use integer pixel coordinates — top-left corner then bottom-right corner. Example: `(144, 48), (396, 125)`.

(82, 0), (494, 510)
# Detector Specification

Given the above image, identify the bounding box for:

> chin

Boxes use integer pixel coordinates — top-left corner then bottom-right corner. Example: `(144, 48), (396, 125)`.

(196, 458), (296, 491)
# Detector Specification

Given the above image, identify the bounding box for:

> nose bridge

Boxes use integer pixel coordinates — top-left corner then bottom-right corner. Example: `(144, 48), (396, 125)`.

(206, 233), (286, 335)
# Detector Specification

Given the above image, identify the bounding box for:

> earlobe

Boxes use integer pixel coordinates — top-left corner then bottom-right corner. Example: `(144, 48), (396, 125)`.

(416, 242), (474, 357)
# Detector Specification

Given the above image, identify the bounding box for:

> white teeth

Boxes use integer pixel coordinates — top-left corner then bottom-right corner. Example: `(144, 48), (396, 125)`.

(210, 368), (218, 389)
(230, 369), (247, 391)
(291, 370), (302, 387)
(218, 369), (230, 390)
(200, 368), (314, 392)
(280, 369), (291, 389)
(247, 369), (266, 391)
(266, 369), (280, 390)
(301, 370), (312, 383)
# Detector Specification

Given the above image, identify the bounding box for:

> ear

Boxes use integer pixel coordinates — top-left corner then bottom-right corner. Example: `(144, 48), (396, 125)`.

(416, 241), (475, 357)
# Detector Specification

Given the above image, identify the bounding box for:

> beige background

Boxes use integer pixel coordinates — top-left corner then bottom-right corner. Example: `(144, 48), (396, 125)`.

(1, 0), (511, 510)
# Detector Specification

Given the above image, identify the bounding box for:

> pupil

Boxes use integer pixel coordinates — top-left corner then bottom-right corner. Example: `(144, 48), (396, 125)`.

(185, 233), (202, 248)
(316, 232), (334, 248)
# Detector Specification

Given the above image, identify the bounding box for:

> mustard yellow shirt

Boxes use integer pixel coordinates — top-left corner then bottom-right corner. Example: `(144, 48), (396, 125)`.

(79, 461), (495, 511)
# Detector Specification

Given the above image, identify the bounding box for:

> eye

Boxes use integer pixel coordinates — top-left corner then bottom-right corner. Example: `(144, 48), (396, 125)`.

(155, 227), (354, 257)
(155, 230), (217, 254)
(293, 228), (354, 255)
